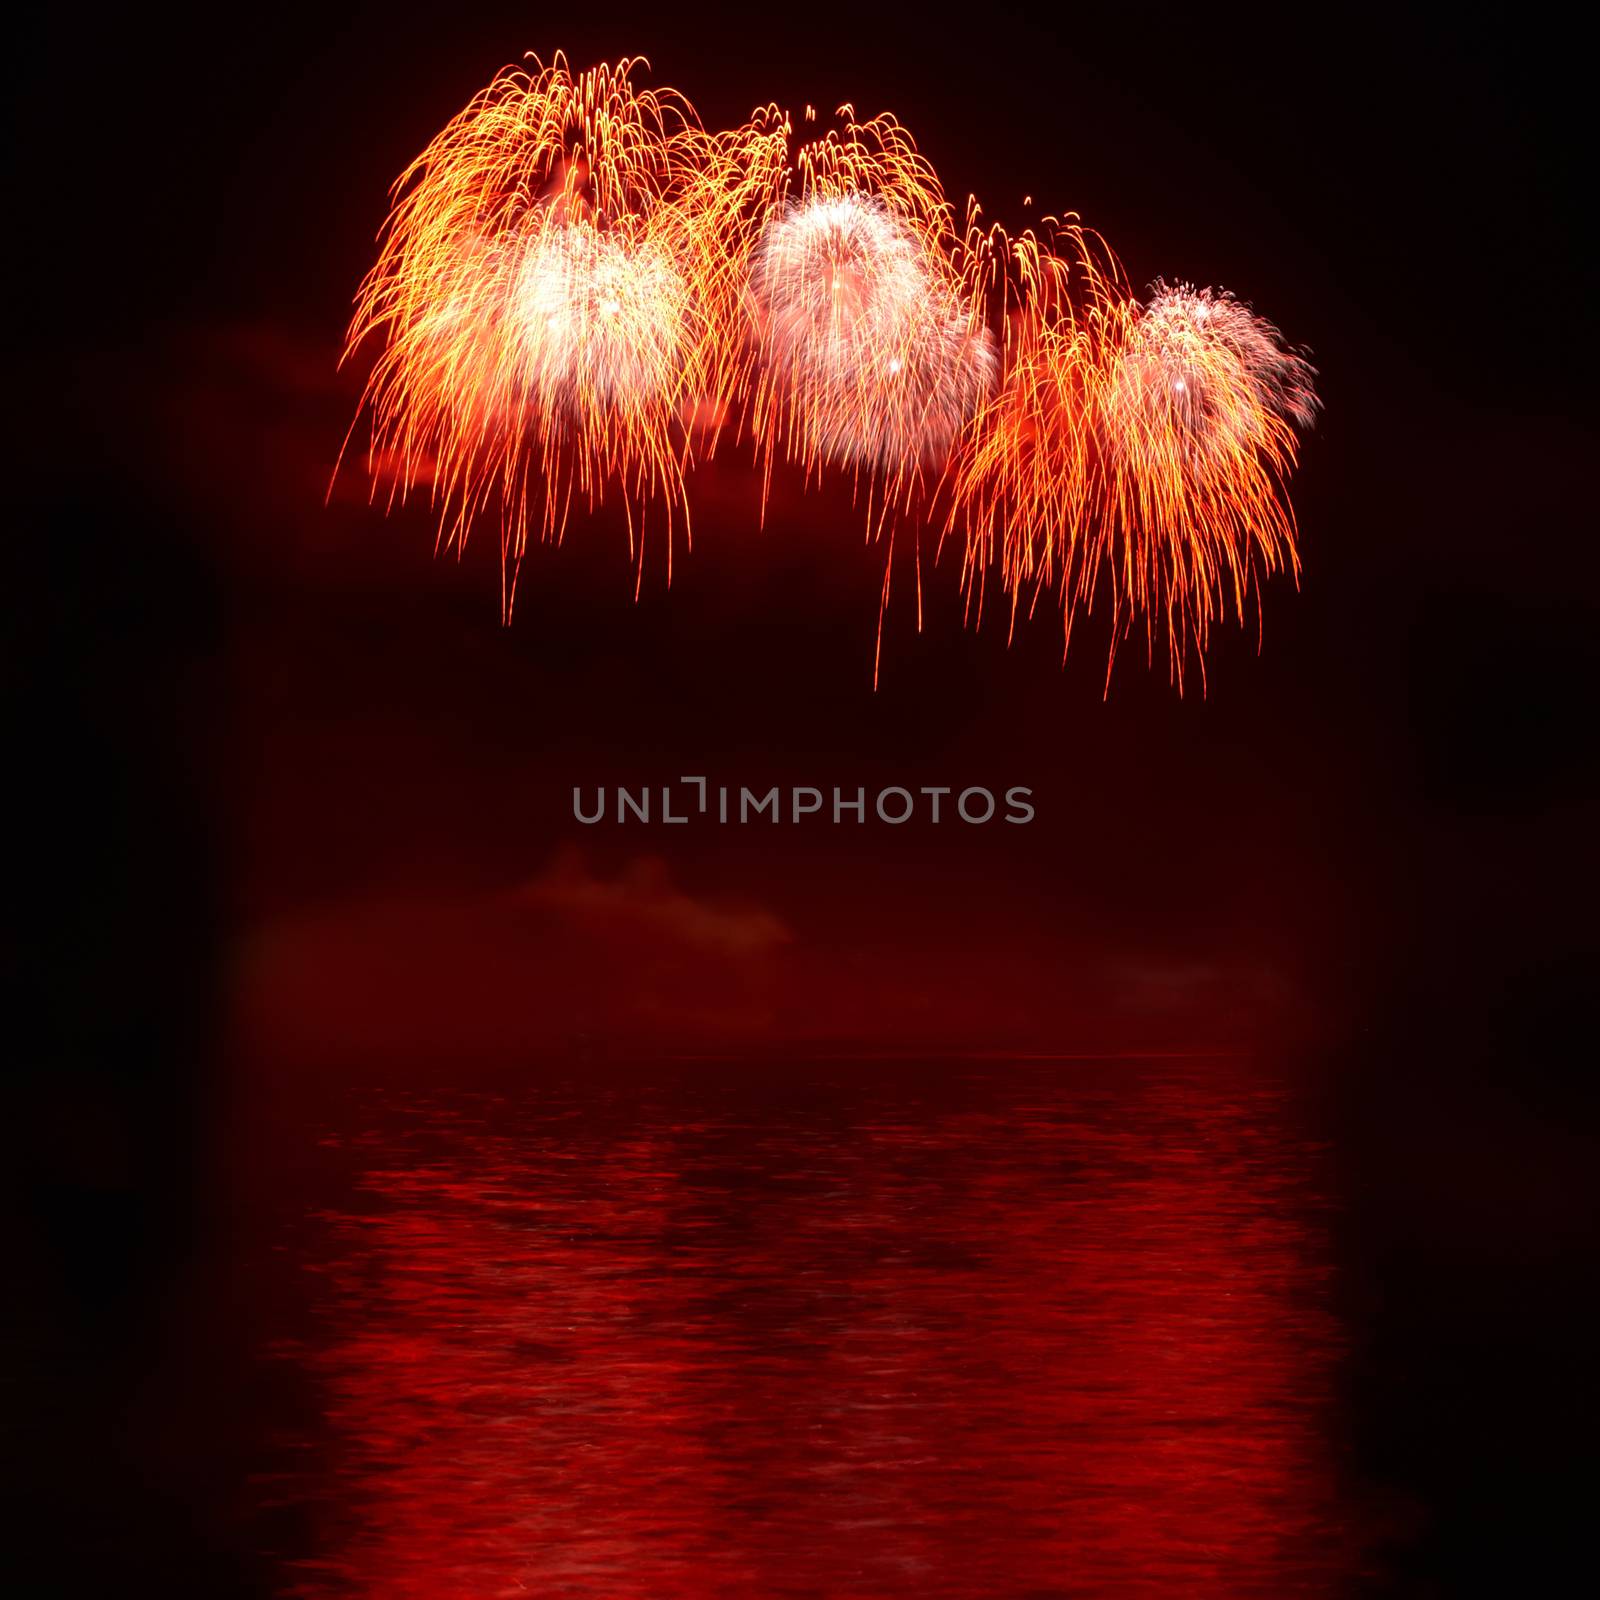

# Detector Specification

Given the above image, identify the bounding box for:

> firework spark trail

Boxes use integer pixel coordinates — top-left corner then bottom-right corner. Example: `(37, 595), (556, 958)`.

(342, 53), (1320, 687)
(946, 225), (1319, 689)
(945, 218), (1123, 630)
(735, 110), (998, 680)
(750, 192), (996, 482)
(745, 113), (997, 518)
(1087, 283), (1320, 684)
(341, 54), (743, 609)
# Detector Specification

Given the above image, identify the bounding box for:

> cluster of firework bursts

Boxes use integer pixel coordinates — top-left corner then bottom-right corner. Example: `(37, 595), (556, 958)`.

(343, 53), (1319, 686)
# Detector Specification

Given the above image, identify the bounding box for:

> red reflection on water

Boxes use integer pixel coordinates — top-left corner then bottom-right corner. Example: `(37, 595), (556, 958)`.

(264, 1063), (1347, 1596)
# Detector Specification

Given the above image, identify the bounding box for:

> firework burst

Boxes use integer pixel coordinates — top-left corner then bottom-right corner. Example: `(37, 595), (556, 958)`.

(1086, 281), (1319, 681)
(341, 54), (734, 607)
(751, 190), (997, 479)
(946, 227), (1319, 688)
(745, 114), (996, 515)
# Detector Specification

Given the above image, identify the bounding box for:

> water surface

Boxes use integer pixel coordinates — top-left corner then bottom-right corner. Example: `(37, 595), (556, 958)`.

(249, 1058), (1356, 1596)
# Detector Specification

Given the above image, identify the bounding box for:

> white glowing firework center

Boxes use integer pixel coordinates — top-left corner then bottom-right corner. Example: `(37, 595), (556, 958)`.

(752, 193), (996, 471)
(512, 224), (689, 410)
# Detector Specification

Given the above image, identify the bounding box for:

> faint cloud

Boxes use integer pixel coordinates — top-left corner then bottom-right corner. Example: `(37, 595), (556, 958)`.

(234, 847), (792, 1065)
(515, 846), (790, 957)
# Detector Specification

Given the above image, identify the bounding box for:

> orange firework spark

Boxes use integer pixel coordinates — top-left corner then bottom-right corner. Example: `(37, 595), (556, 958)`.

(341, 54), (740, 608)
(948, 225), (1319, 689)
(945, 217), (1123, 630)
(341, 52), (1320, 688)
(1089, 282), (1318, 683)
